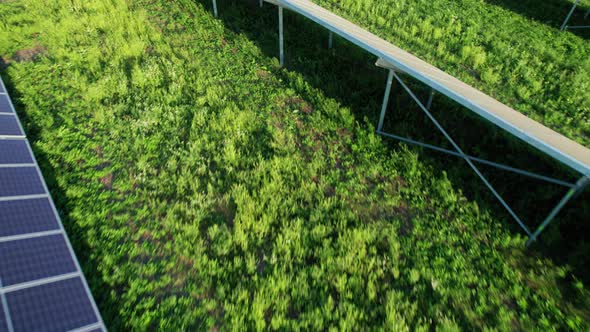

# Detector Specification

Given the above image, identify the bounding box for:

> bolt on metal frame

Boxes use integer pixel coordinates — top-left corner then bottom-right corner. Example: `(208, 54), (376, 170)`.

(561, 0), (590, 30)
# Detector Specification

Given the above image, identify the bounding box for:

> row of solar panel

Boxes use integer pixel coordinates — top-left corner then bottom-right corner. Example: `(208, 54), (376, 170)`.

(1, 78), (106, 331)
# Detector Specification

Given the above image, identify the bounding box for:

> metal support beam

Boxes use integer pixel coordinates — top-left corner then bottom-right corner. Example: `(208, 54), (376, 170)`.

(279, 6), (284, 66)
(212, 0), (218, 17)
(561, 0), (578, 30)
(389, 71), (533, 236)
(260, 0), (264, 8)
(376, 130), (576, 188)
(426, 89), (435, 110)
(328, 31), (333, 49)
(560, 0), (590, 30)
(378, 69), (395, 132)
(526, 176), (590, 246)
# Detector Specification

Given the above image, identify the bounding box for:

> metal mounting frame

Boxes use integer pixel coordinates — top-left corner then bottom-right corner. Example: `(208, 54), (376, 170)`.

(561, 0), (590, 30)
(376, 67), (589, 246)
(246, 0), (589, 246)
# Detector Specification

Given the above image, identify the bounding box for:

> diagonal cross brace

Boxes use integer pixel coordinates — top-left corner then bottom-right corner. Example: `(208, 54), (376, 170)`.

(377, 68), (589, 245)
(526, 176), (590, 246)
(379, 68), (534, 236)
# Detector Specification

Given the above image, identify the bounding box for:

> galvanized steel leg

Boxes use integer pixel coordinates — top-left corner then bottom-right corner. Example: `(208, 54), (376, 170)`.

(212, 0), (218, 18)
(390, 71), (532, 237)
(561, 0), (580, 30)
(260, 0), (263, 8)
(279, 6), (284, 66)
(378, 69), (395, 132)
(328, 31), (333, 49)
(526, 176), (589, 246)
(426, 89), (435, 110)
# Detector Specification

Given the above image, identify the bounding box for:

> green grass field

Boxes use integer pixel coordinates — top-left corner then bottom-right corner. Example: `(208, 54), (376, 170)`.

(1, 0), (589, 330)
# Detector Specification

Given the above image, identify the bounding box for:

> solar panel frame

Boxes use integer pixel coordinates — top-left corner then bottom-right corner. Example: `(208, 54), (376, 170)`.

(6, 277), (99, 332)
(0, 115), (24, 138)
(0, 198), (60, 238)
(0, 167), (45, 197)
(0, 234), (78, 287)
(0, 95), (12, 114)
(0, 139), (34, 165)
(0, 298), (9, 332)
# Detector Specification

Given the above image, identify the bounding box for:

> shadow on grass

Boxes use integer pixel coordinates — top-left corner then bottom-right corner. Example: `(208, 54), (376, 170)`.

(485, 0), (590, 38)
(196, 0), (590, 281)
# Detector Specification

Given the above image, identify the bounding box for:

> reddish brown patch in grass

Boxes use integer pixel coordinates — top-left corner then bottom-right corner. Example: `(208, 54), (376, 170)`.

(94, 145), (104, 157)
(100, 173), (113, 190)
(287, 96), (313, 114)
(256, 69), (270, 80)
(13, 44), (47, 62)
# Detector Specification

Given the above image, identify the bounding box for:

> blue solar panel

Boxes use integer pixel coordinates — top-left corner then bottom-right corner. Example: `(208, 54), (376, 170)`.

(0, 140), (33, 164)
(0, 167), (44, 197)
(0, 234), (77, 287)
(0, 115), (23, 136)
(0, 198), (59, 238)
(0, 95), (12, 114)
(0, 300), (8, 332)
(6, 277), (99, 332)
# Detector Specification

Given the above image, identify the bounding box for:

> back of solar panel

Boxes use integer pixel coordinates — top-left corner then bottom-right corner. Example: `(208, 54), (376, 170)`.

(0, 77), (107, 332)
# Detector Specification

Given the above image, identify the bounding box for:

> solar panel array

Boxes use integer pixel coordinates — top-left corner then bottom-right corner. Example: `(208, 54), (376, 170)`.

(0, 77), (106, 332)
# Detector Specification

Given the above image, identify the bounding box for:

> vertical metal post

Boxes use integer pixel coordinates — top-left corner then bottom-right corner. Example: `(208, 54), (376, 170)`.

(426, 89), (435, 110)
(377, 69), (395, 132)
(526, 176), (589, 246)
(328, 31), (333, 49)
(560, 0), (580, 30)
(212, 0), (218, 17)
(279, 6), (284, 67)
(260, 0), (263, 8)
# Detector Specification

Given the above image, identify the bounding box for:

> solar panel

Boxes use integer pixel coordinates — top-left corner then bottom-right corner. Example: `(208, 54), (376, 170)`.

(0, 115), (24, 137)
(0, 198), (59, 238)
(6, 277), (100, 332)
(0, 139), (33, 164)
(0, 95), (12, 114)
(0, 234), (77, 287)
(0, 167), (45, 197)
(0, 77), (106, 331)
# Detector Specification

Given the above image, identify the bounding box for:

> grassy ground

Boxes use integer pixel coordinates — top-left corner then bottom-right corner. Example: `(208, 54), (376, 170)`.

(1, 0), (589, 330)
(313, 0), (590, 147)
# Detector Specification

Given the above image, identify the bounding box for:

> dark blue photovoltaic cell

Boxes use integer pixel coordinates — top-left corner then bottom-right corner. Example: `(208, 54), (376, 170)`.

(0, 140), (33, 164)
(0, 300), (8, 332)
(0, 198), (59, 237)
(0, 95), (11, 114)
(0, 234), (77, 286)
(7, 277), (98, 332)
(0, 167), (44, 197)
(0, 116), (23, 136)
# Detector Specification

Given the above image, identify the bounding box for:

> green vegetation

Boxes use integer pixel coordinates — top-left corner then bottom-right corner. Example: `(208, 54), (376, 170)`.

(313, 0), (590, 147)
(0, 0), (589, 330)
